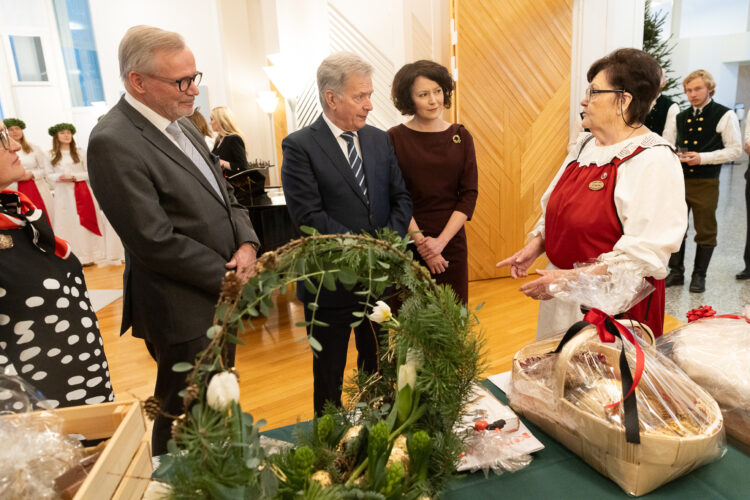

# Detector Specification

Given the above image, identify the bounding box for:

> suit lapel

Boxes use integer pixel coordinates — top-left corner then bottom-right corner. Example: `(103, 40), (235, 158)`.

(310, 115), (369, 207)
(117, 99), (226, 206)
(178, 120), (230, 206)
(357, 127), (377, 205)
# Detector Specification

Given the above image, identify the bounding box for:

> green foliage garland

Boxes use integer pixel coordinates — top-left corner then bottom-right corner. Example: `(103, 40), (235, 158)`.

(152, 229), (485, 499)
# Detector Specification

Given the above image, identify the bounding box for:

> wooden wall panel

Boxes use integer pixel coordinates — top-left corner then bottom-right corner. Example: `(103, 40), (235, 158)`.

(454, 0), (573, 280)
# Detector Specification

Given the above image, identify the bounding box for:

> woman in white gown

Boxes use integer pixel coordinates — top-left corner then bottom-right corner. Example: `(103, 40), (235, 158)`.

(4, 118), (54, 225)
(47, 123), (123, 265)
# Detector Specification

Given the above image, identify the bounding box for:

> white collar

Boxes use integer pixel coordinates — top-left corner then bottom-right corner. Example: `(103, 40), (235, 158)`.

(322, 112), (358, 139)
(124, 91), (173, 133)
(694, 98), (712, 114)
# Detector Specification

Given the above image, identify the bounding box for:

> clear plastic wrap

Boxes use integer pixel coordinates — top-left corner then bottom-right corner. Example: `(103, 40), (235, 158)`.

(509, 281), (726, 496)
(547, 258), (655, 316)
(657, 310), (750, 449)
(0, 375), (84, 499)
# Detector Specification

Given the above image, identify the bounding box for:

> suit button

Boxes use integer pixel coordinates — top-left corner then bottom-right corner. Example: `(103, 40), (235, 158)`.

(689, 169), (694, 173)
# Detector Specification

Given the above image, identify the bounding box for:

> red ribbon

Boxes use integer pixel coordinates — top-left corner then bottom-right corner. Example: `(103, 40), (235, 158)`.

(687, 305), (749, 323)
(16, 179), (50, 226)
(583, 308), (645, 408)
(73, 181), (102, 236)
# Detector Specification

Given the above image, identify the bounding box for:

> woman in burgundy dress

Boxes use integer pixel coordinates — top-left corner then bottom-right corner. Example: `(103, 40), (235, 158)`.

(388, 61), (478, 303)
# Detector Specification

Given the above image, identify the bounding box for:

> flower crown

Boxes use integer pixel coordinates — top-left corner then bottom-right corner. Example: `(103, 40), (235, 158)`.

(3, 118), (26, 130)
(48, 123), (76, 136)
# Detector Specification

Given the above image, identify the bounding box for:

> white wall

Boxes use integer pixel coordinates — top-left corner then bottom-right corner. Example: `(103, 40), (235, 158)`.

(88, 0), (227, 138)
(670, 0), (750, 109)
(569, 0), (646, 139)
(0, 0), (73, 149)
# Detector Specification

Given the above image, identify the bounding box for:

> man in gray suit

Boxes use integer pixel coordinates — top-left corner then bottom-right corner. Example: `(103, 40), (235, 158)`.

(87, 26), (259, 454)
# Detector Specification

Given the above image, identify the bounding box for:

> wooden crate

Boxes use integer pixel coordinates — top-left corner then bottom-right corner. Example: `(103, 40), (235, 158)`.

(36, 400), (150, 499)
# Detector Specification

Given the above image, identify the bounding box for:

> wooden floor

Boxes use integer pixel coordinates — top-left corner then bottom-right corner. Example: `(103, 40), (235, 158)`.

(84, 264), (683, 431)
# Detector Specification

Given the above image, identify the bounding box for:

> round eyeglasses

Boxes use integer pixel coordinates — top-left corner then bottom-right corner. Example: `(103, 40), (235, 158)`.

(148, 71), (203, 92)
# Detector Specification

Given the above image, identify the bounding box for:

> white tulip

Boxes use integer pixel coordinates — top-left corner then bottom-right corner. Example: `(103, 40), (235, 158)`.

(206, 371), (240, 411)
(397, 362), (416, 391)
(143, 480), (173, 500)
(368, 300), (392, 324)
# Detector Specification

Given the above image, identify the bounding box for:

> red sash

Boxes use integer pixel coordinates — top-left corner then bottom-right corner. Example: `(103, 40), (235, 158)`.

(73, 181), (102, 236)
(545, 144), (665, 336)
(16, 179), (51, 226)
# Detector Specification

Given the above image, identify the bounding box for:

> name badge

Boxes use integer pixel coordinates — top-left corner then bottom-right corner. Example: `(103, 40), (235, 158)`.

(0, 234), (13, 249)
(588, 180), (605, 191)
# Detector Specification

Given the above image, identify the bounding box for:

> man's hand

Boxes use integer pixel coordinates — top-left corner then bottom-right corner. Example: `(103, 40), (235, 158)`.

(679, 151), (701, 166)
(226, 242), (258, 281)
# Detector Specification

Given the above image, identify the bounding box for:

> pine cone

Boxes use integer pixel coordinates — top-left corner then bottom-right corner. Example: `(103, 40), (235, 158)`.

(221, 271), (243, 300)
(171, 414), (186, 441)
(257, 251), (280, 272)
(143, 396), (162, 421)
(183, 383), (199, 407)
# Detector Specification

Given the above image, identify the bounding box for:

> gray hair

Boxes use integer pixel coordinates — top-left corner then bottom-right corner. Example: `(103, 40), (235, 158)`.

(316, 52), (373, 109)
(119, 25), (185, 85)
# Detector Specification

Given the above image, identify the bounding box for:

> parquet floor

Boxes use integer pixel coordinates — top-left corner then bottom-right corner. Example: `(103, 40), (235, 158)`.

(83, 264), (682, 431)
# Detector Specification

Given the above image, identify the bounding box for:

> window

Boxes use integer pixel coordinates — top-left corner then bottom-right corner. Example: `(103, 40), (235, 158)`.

(9, 35), (49, 82)
(52, 0), (104, 107)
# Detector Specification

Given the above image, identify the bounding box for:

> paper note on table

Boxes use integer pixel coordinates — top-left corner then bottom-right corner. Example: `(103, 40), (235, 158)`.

(487, 370), (512, 395)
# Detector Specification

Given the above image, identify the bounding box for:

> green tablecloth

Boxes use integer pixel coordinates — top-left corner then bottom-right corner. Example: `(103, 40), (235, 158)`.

(263, 381), (750, 499)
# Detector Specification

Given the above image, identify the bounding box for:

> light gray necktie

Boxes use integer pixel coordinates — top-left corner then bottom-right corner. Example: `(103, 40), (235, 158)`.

(340, 131), (368, 199)
(166, 121), (223, 200)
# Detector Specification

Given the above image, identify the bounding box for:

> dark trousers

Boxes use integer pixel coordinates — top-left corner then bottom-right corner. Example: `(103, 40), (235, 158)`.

(145, 336), (236, 456)
(744, 166), (750, 269)
(305, 305), (382, 415)
(684, 177), (720, 247)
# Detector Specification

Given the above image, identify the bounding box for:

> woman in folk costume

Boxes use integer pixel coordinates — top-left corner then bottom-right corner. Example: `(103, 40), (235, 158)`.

(3, 118), (54, 226)
(498, 49), (687, 339)
(47, 123), (107, 265)
(0, 122), (113, 409)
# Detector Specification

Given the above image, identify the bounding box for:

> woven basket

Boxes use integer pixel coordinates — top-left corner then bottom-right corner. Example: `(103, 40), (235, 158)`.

(510, 320), (725, 496)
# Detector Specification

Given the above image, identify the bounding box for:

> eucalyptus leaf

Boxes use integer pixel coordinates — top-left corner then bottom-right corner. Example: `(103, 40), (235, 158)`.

(308, 336), (323, 352)
(299, 225), (318, 235)
(172, 362), (193, 372)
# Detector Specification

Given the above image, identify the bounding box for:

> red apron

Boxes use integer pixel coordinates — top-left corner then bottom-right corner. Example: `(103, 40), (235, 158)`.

(73, 181), (102, 236)
(544, 141), (665, 337)
(16, 179), (51, 226)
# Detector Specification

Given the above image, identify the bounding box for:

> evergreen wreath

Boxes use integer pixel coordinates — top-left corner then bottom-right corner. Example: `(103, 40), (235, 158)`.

(148, 228), (485, 499)
(48, 123), (76, 136)
(3, 118), (25, 130)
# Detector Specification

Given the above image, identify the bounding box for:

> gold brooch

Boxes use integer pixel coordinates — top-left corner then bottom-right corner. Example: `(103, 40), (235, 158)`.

(452, 134), (461, 144)
(0, 234), (13, 249)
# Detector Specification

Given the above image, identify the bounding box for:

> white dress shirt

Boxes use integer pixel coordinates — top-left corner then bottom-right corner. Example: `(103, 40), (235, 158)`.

(662, 99), (742, 164)
(321, 112), (363, 162)
(124, 92), (182, 149)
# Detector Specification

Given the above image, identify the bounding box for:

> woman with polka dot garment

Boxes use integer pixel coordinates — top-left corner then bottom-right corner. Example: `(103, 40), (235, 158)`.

(0, 122), (113, 410)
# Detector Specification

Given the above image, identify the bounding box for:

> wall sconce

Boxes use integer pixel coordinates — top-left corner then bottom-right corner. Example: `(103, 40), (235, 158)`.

(263, 53), (305, 133)
(256, 90), (280, 184)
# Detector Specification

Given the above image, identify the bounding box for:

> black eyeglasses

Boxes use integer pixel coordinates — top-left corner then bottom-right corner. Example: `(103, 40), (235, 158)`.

(585, 87), (625, 101)
(0, 128), (10, 150)
(147, 71), (203, 92)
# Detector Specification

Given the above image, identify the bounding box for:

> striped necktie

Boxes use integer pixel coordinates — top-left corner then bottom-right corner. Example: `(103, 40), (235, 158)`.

(341, 131), (367, 199)
(166, 121), (224, 201)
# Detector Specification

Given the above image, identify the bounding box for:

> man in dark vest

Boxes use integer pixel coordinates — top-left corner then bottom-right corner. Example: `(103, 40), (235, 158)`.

(663, 69), (742, 292)
(645, 68), (679, 137)
(738, 128), (750, 280)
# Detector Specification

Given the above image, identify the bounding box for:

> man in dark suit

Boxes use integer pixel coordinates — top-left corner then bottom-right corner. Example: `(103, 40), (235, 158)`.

(87, 26), (259, 455)
(281, 52), (412, 414)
